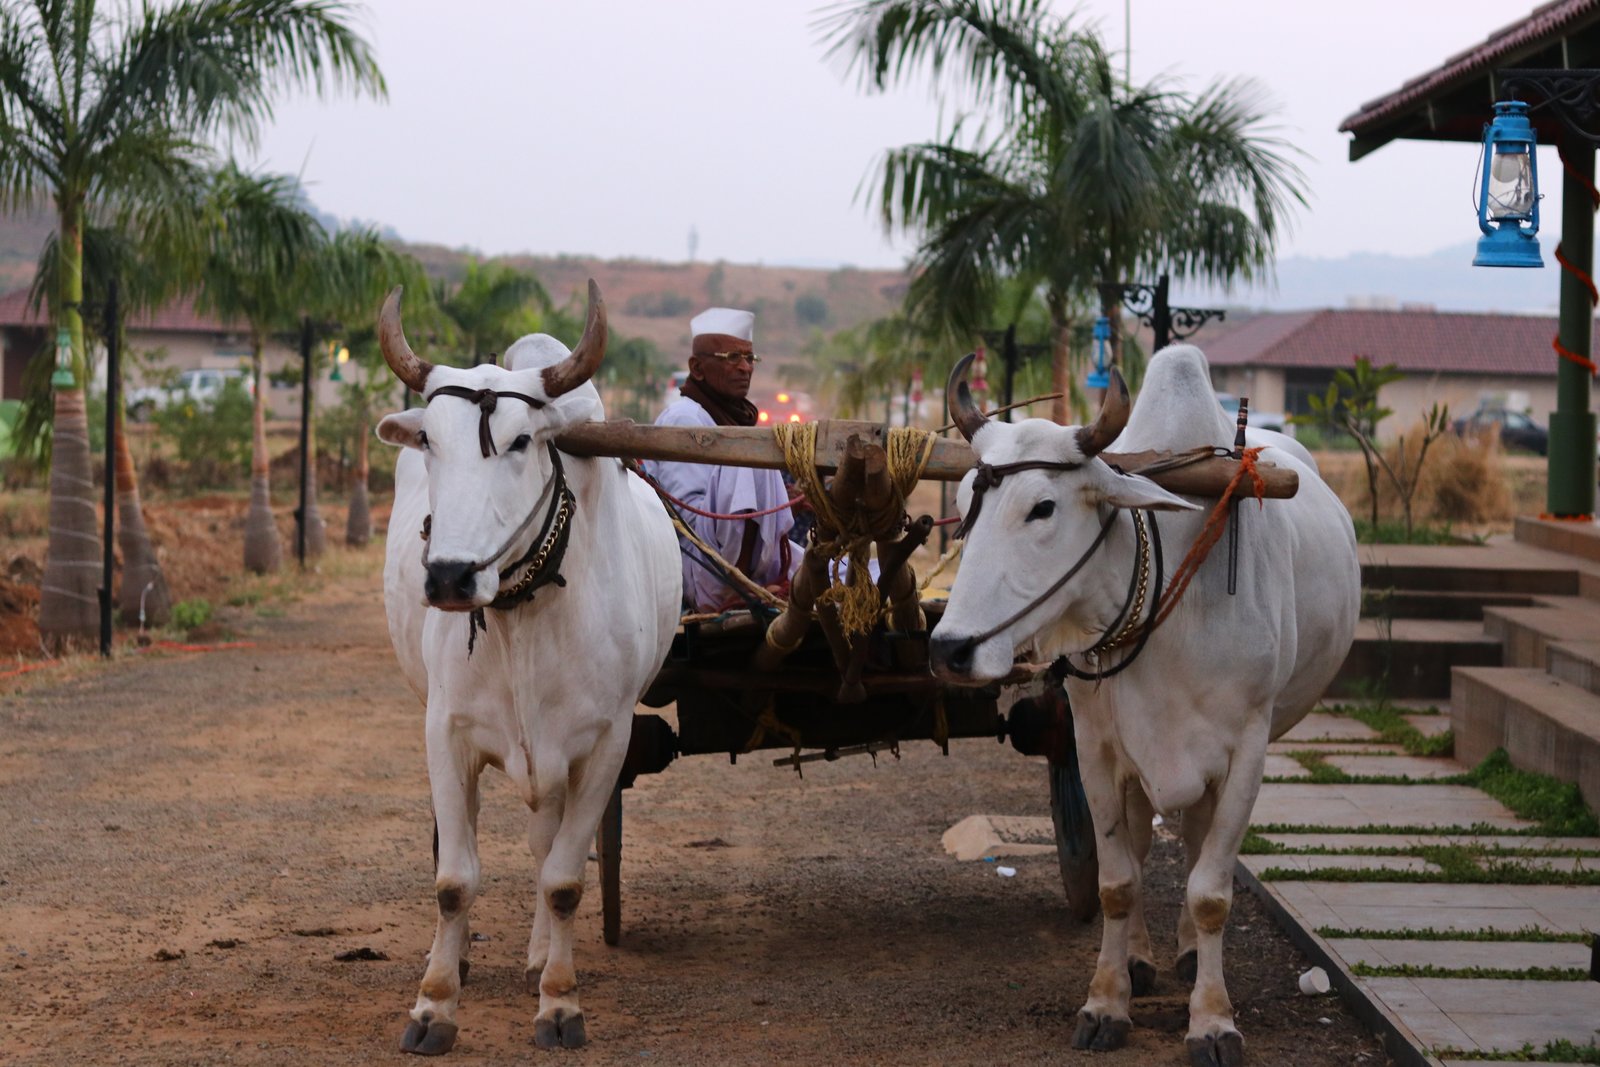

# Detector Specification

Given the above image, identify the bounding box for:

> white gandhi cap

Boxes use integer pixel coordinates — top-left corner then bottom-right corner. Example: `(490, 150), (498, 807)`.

(690, 307), (754, 343)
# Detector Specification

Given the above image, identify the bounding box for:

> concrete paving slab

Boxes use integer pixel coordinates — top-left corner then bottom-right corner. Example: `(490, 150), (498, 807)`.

(1253, 783), (1532, 830)
(1326, 938), (1590, 972)
(1323, 754), (1469, 779)
(1417, 978), (1600, 1051)
(1403, 713), (1453, 738)
(1240, 854), (1437, 875)
(1262, 753), (1312, 779)
(1280, 713), (1382, 742)
(1275, 881), (1600, 935)
(1360, 978), (1476, 1048)
(1257, 833), (1600, 852)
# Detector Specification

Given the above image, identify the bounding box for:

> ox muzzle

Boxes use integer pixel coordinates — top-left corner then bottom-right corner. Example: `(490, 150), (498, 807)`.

(424, 559), (486, 609)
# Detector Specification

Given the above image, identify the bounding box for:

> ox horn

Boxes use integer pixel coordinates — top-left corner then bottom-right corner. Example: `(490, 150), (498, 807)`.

(542, 278), (607, 399)
(945, 352), (989, 442)
(378, 286), (433, 394)
(1075, 366), (1130, 458)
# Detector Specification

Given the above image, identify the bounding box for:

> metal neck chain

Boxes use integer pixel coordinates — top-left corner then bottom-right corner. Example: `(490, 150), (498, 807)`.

(489, 479), (575, 610)
(1089, 509), (1151, 653)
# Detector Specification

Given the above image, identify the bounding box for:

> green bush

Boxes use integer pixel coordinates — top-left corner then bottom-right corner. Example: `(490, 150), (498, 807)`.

(151, 379), (254, 487)
(171, 598), (213, 631)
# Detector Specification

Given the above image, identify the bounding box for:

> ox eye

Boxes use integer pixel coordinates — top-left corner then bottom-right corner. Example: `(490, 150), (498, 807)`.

(508, 433), (532, 454)
(1026, 499), (1056, 523)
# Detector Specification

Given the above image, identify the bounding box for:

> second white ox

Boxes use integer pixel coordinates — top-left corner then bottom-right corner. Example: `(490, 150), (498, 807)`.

(376, 281), (680, 1054)
(929, 346), (1358, 1066)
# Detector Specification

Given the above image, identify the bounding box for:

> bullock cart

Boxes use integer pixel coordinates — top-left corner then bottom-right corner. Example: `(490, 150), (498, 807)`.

(551, 416), (1299, 944)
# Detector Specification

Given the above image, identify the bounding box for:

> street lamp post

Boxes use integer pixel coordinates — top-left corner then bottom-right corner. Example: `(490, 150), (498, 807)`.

(1098, 273), (1227, 354)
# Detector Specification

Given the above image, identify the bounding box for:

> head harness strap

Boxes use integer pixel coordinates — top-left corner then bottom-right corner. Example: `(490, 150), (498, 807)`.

(956, 458), (1083, 538)
(426, 384), (546, 457)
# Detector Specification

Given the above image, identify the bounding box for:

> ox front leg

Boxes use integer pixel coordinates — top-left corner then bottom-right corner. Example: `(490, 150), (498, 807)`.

(1071, 741), (1141, 1052)
(401, 746), (483, 1057)
(527, 741), (627, 1050)
(1123, 784), (1158, 998)
(1182, 764), (1264, 1067)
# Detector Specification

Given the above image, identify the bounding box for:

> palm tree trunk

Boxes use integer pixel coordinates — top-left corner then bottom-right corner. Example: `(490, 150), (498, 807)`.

(1047, 292), (1071, 425)
(345, 406), (371, 547)
(37, 198), (102, 650)
(243, 333), (282, 573)
(302, 400), (325, 558)
(114, 405), (171, 627)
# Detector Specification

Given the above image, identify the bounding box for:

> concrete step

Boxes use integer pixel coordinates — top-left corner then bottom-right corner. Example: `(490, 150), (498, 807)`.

(1450, 666), (1600, 813)
(1361, 544), (1580, 596)
(1332, 619), (1501, 701)
(1361, 587), (1538, 620)
(1547, 640), (1600, 696)
(1514, 514), (1600, 564)
(1481, 597), (1600, 669)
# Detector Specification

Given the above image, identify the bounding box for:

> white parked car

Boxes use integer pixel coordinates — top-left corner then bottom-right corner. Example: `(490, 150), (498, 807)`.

(1216, 392), (1288, 434)
(126, 368), (252, 420)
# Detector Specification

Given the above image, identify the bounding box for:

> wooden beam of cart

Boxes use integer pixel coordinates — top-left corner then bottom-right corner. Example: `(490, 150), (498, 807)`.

(554, 419), (1298, 499)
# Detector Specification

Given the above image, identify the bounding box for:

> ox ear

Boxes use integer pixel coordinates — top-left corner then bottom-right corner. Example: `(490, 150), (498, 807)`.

(376, 409), (427, 450)
(1089, 467), (1201, 512)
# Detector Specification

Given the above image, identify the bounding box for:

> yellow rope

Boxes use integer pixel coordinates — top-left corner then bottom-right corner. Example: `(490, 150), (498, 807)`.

(774, 423), (940, 637)
(917, 538), (964, 594)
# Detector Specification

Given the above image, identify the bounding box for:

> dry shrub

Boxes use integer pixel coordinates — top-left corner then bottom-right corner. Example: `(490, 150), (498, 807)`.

(1383, 423), (1513, 525)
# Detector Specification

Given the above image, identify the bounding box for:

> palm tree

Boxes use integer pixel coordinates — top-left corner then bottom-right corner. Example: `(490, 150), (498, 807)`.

(293, 227), (428, 558)
(437, 261), (551, 365)
(193, 164), (326, 573)
(0, 0), (383, 646)
(822, 0), (1306, 423)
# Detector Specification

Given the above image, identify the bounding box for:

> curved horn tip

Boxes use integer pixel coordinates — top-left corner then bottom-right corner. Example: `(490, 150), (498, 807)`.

(945, 352), (988, 442)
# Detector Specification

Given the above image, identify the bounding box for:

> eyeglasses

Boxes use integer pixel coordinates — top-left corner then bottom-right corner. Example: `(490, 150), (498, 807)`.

(702, 351), (760, 366)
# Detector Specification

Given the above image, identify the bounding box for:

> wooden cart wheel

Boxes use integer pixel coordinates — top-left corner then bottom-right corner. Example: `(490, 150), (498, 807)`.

(1049, 751), (1100, 923)
(596, 784), (623, 946)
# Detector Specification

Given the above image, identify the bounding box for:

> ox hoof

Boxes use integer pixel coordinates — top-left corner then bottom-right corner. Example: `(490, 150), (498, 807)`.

(534, 1009), (586, 1050)
(1071, 1010), (1130, 1052)
(400, 1014), (459, 1056)
(1186, 1031), (1245, 1067)
(1128, 957), (1157, 997)
(1175, 948), (1198, 984)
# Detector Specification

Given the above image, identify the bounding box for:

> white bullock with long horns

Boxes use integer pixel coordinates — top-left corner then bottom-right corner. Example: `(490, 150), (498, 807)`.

(375, 281), (681, 1054)
(930, 346), (1357, 1067)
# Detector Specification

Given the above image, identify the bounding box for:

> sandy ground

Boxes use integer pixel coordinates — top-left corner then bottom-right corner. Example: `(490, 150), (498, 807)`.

(0, 541), (1392, 1067)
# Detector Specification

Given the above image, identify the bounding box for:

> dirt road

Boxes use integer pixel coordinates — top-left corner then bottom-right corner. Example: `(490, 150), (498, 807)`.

(0, 543), (1389, 1066)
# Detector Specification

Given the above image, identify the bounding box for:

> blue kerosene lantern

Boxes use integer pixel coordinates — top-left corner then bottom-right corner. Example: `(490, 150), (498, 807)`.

(1473, 100), (1543, 268)
(1087, 316), (1111, 389)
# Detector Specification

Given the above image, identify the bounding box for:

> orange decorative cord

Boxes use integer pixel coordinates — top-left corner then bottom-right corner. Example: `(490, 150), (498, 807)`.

(1553, 144), (1600, 374)
(1146, 447), (1266, 633)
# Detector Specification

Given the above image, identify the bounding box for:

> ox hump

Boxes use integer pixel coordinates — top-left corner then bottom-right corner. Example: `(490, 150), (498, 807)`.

(1119, 344), (1234, 453)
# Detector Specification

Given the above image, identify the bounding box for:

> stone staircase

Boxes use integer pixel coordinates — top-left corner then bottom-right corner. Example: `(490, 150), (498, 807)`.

(1352, 520), (1600, 811)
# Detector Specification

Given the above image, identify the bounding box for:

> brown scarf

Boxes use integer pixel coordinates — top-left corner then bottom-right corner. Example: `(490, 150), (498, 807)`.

(681, 376), (759, 427)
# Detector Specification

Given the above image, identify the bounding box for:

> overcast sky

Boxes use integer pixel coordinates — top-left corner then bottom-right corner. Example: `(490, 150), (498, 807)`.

(247, 0), (1536, 276)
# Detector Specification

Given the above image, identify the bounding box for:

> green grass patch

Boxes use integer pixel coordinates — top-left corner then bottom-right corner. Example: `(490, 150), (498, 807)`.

(170, 598), (213, 631)
(1432, 1040), (1600, 1064)
(1350, 962), (1589, 981)
(1239, 833), (1600, 859)
(1250, 821), (1548, 837)
(1468, 749), (1600, 837)
(1352, 520), (1474, 545)
(1322, 701), (1454, 757)
(1315, 925), (1591, 944)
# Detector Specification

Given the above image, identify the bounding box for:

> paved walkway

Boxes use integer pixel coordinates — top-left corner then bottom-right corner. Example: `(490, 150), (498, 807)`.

(1247, 708), (1600, 1065)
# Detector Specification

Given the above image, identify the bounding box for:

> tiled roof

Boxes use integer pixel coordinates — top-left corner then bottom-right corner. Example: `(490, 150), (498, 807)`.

(0, 288), (243, 333)
(1202, 308), (1575, 376)
(1341, 0), (1600, 136)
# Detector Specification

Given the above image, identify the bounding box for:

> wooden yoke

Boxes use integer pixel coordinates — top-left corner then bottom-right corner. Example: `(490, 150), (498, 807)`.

(555, 419), (1299, 499)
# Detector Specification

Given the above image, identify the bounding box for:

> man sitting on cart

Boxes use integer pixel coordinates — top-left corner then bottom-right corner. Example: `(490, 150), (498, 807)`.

(646, 307), (796, 612)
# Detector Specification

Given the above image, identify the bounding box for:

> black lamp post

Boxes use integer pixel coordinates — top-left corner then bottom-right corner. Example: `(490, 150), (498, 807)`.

(1097, 273), (1227, 354)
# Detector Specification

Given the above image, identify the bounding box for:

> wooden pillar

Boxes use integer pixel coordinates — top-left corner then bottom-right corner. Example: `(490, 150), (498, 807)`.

(1549, 136), (1597, 517)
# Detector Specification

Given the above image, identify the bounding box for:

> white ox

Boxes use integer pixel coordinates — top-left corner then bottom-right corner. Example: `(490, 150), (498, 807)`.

(375, 282), (680, 1054)
(929, 346), (1358, 1066)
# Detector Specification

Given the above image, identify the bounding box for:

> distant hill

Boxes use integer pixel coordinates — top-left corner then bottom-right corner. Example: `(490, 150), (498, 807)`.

(401, 242), (909, 369)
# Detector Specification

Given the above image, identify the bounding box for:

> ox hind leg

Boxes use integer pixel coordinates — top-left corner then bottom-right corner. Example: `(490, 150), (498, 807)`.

(1071, 746), (1145, 1052)
(523, 740), (627, 1050)
(401, 751), (483, 1056)
(1180, 763), (1264, 1067)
